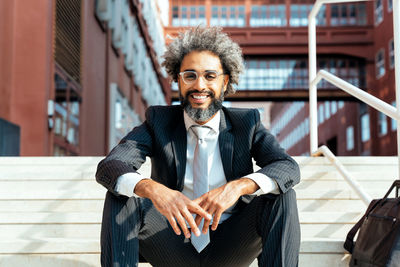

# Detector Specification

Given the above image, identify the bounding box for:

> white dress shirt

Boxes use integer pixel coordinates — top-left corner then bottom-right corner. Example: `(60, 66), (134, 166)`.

(114, 110), (280, 221)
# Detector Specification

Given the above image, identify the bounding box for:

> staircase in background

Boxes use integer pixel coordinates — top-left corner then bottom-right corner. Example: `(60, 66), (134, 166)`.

(0, 156), (397, 267)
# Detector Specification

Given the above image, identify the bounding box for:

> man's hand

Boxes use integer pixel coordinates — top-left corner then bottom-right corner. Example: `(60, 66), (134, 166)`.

(134, 179), (212, 239)
(194, 178), (259, 233)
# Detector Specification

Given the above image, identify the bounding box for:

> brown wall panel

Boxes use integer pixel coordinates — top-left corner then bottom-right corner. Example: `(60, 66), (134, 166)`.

(80, 0), (108, 156)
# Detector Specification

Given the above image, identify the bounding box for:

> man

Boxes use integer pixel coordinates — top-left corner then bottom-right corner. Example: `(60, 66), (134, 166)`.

(96, 27), (300, 267)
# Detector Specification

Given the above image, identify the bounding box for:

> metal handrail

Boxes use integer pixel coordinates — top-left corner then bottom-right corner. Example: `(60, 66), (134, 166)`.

(308, 0), (400, 205)
(312, 146), (372, 205)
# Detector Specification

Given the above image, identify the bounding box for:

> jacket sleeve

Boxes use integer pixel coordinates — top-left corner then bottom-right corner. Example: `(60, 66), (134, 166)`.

(95, 108), (154, 195)
(251, 109), (300, 194)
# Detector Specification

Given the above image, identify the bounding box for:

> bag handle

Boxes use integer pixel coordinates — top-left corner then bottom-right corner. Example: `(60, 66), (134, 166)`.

(344, 180), (400, 253)
(382, 180), (400, 200)
(344, 200), (379, 253)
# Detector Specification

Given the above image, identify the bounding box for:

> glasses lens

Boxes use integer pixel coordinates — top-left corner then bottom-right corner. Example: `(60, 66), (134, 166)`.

(203, 71), (218, 81)
(183, 71), (197, 83)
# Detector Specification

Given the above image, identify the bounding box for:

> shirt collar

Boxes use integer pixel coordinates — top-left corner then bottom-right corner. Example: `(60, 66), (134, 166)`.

(183, 110), (220, 134)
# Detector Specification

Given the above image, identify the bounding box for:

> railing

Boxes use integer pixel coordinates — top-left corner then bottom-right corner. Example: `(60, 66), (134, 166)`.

(308, 0), (400, 205)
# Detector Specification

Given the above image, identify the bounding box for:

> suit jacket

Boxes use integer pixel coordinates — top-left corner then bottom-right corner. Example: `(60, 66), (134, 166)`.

(96, 105), (300, 196)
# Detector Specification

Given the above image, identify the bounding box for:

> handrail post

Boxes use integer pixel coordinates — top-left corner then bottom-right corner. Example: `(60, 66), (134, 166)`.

(308, 9), (318, 154)
(394, 0), (400, 178)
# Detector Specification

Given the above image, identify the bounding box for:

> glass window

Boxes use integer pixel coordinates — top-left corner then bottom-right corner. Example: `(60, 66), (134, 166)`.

(250, 4), (286, 27)
(331, 3), (366, 26)
(319, 104), (324, 125)
(375, 0), (383, 25)
(240, 57), (364, 91)
(388, 0), (393, 12)
(210, 5), (245, 27)
(338, 101), (345, 109)
(331, 101), (338, 114)
(361, 113), (370, 142)
(54, 71), (81, 155)
(389, 39), (395, 69)
(378, 112), (388, 135)
(376, 48), (385, 78)
(346, 126), (354, 151)
(325, 101), (331, 120)
(172, 6), (179, 26)
(392, 101), (397, 131)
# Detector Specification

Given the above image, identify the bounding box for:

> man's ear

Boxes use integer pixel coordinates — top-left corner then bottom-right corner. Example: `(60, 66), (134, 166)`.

(223, 75), (229, 93)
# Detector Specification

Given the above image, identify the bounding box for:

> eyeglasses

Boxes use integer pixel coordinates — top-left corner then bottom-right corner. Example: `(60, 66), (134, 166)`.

(179, 70), (224, 85)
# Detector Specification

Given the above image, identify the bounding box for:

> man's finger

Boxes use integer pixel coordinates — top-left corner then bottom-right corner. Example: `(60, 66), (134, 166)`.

(174, 213), (191, 239)
(202, 218), (211, 234)
(167, 215), (181, 236)
(211, 210), (222, 231)
(181, 208), (200, 237)
(188, 202), (212, 221)
(194, 214), (202, 226)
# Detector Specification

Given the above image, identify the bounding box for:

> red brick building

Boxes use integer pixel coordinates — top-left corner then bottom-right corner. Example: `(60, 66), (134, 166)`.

(166, 0), (396, 156)
(0, 0), (170, 156)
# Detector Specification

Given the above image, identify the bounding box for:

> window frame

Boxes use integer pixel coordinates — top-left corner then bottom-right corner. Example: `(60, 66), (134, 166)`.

(375, 48), (386, 79)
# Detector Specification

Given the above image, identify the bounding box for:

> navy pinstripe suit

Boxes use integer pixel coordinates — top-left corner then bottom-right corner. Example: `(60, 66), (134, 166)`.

(96, 105), (301, 267)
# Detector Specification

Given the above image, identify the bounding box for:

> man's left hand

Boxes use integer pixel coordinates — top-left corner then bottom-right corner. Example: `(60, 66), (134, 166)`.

(194, 178), (259, 234)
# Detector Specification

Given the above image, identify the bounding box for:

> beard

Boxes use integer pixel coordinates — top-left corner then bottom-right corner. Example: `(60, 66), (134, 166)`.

(180, 87), (224, 122)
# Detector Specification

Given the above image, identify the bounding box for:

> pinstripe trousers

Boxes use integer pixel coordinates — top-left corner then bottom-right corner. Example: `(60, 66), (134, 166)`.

(100, 189), (300, 267)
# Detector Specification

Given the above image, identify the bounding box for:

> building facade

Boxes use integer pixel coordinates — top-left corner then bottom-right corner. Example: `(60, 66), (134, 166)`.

(0, 0), (169, 156)
(166, 0), (396, 156)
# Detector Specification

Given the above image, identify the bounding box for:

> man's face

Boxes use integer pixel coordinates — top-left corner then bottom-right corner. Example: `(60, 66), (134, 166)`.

(178, 50), (228, 123)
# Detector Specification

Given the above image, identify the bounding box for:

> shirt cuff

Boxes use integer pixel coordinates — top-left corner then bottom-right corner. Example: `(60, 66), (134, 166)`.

(114, 172), (147, 198)
(244, 172), (280, 195)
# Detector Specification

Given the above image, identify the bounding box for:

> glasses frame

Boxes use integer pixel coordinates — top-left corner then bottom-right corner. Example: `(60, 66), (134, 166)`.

(178, 70), (225, 85)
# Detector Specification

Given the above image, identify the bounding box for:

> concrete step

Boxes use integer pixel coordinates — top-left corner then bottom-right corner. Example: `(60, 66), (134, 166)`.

(0, 224), (101, 238)
(297, 199), (366, 212)
(0, 211), (362, 225)
(0, 212), (361, 240)
(300, 170), (397, 181)
(1, 179), (395, 193)
(0, 185), (388, 201)
(0, 199), (365, 213)
(0, 212), (102, 224)
(0, 200), (104, 212)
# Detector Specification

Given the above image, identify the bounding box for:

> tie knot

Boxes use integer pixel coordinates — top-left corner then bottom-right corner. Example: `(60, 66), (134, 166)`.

(191, 125), (211, 141)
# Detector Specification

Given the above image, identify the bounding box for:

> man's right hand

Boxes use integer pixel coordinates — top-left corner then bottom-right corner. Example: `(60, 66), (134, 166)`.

(134, 179), (212, 239)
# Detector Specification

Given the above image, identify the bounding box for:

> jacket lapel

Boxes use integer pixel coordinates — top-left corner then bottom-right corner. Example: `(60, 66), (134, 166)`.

(219, 109), (234, 181)
(171, 114), (187, 191)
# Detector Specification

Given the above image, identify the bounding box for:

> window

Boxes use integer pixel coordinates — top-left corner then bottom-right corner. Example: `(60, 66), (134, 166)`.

(331, 101), (338, 115)
(375, 0), (383, 25)
(290, 4), (309, 26)
(389, 39), (395, 69)
(388, 0), (393, 12)
(378, 112), (388, 135)
(172, 5), (206, 26)
(238, 57), (365, 91)
(392, 101), (397, 131)
(330, 3), (366, 26)
(346, 126), (354, 151)
(325, 101), (331, 120)
(376, 48), (385, 78)
(250, 4), (286, 27)
(211, 5), (245, 27)
(53, 69), (81, 156)
(338, 101), (345, 109)
(318, 104), (324, 125)
(361, 113), (370, 142)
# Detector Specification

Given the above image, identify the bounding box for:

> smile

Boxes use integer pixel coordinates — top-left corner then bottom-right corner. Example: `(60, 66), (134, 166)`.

(192, 95), (208, 99)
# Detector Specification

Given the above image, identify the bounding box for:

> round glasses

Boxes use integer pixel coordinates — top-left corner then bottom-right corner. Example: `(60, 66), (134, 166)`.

(179, 70), (224, 85)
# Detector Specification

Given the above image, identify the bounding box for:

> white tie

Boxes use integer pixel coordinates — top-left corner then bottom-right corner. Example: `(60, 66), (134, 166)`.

(190, 125), (211, 252)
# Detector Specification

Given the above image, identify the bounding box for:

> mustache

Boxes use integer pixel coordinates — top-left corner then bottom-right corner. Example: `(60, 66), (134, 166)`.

(185, 89), (215, 98)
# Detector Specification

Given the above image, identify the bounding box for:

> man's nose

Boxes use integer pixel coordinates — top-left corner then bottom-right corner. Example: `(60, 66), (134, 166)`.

(192, 75), (207, 90)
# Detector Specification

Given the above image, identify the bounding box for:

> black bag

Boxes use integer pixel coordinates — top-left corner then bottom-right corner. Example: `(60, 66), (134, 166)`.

(344, 180), (400, 267)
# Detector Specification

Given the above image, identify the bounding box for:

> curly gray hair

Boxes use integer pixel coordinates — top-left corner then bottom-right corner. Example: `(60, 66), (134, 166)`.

(162, 27), (244, 95)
